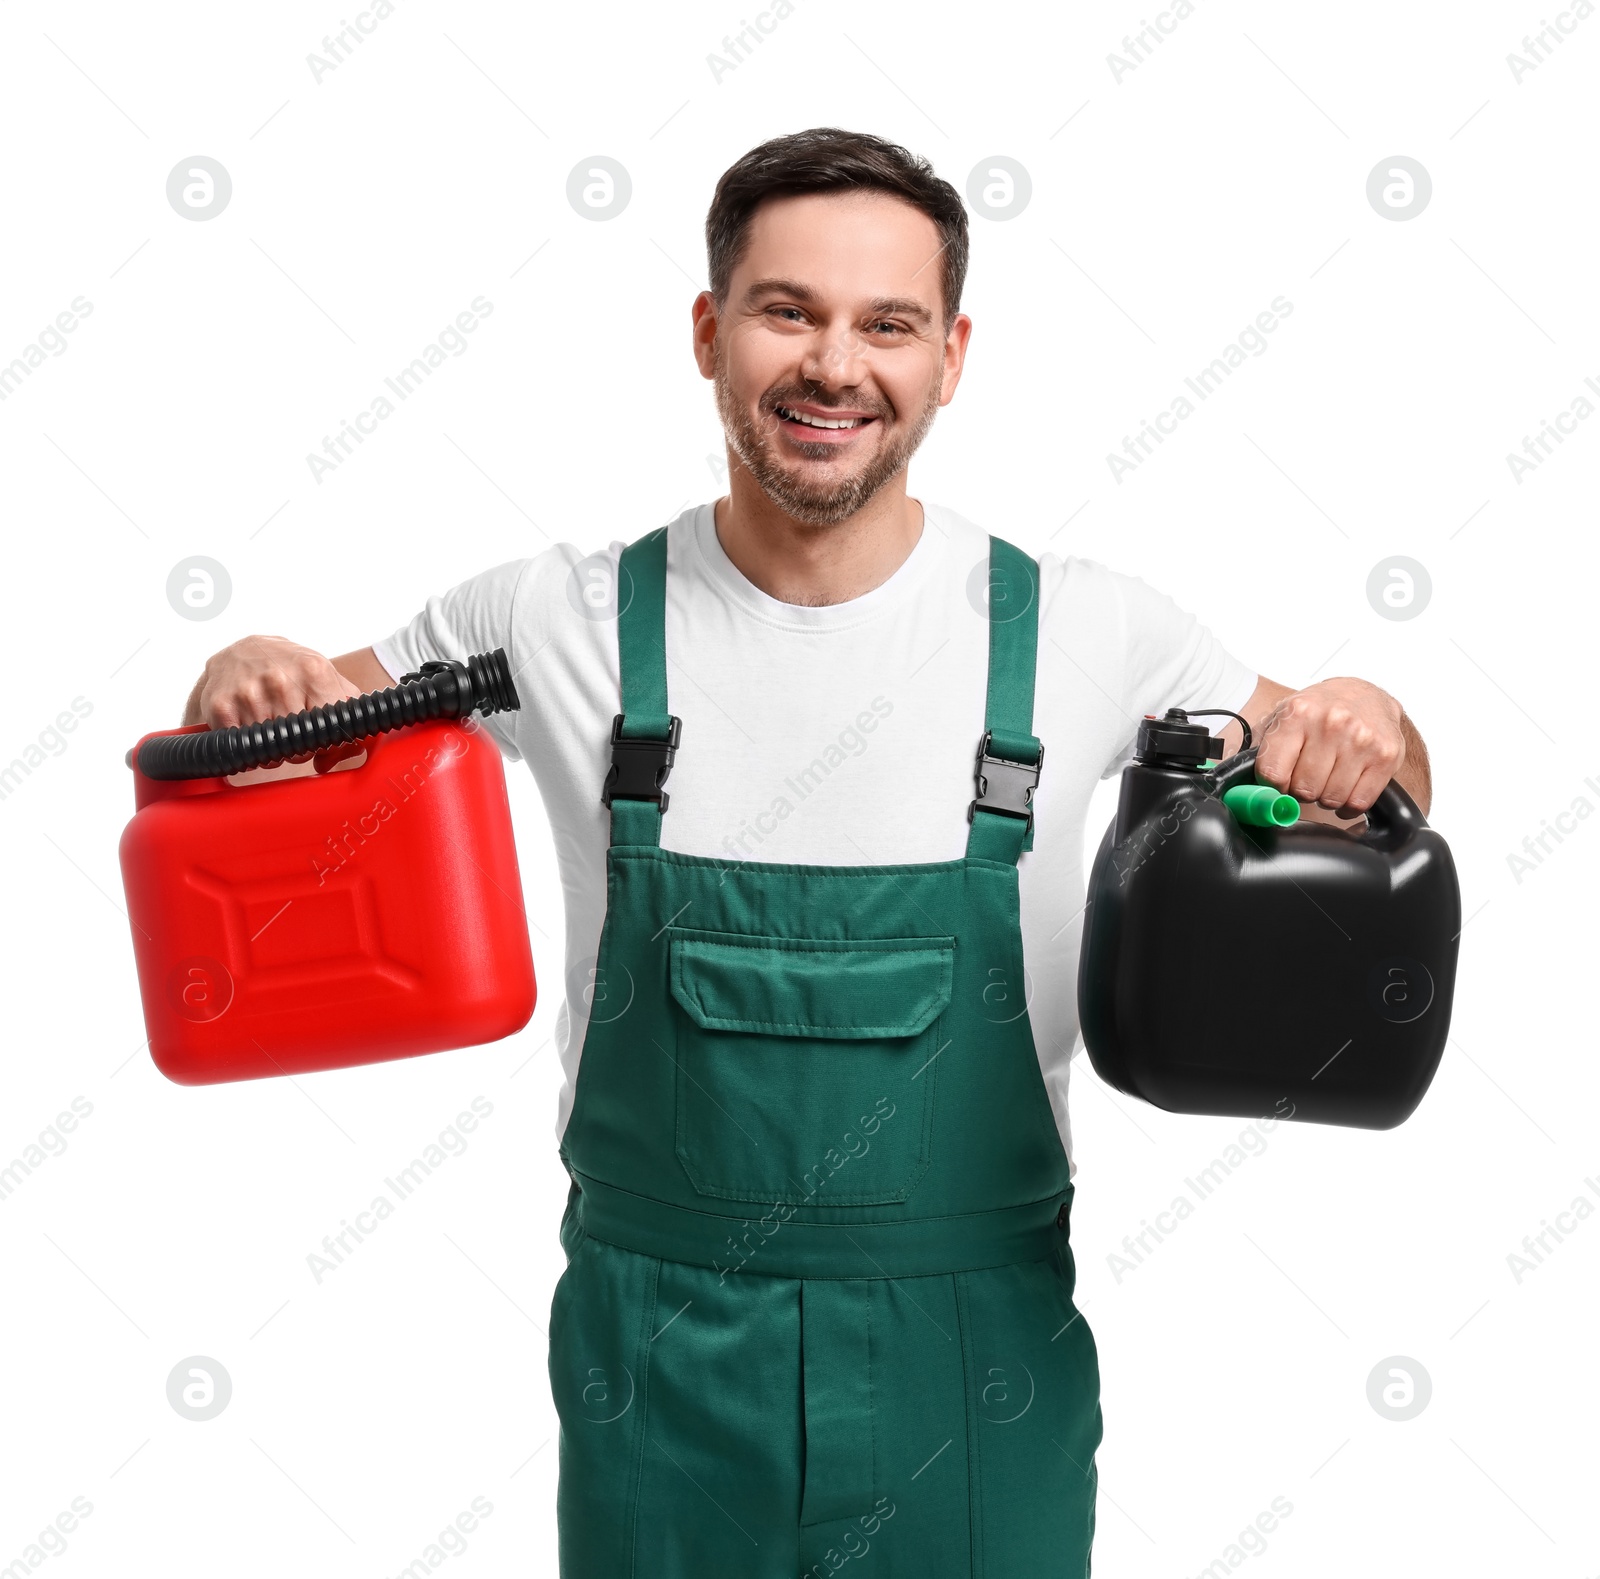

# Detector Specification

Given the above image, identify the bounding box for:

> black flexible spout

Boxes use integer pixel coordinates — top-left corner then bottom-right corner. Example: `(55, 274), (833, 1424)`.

(133, 650), (521, 781)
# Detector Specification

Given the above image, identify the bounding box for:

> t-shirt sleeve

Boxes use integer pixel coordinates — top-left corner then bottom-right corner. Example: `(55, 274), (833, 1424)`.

(371, 558), (535, 762)
(1098, 569), (1257, 779)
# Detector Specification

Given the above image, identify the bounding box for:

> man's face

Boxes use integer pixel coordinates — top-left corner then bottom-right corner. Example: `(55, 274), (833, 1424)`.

(697, 190), (968, 527)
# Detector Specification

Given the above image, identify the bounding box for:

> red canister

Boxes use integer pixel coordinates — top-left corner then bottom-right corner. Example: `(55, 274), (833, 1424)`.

(119, 717), (535, 1084)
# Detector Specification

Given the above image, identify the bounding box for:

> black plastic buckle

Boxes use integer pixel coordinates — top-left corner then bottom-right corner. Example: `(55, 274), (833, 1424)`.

(968, 731), (1042, 831)
(601, 713), (682, 811)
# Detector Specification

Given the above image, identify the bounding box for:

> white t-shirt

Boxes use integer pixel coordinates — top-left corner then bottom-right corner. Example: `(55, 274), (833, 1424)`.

(373, 500), (1256, 1174)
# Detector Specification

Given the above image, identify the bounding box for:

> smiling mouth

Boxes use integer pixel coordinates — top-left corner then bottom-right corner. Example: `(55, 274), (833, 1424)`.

(773, 402), (876, 432)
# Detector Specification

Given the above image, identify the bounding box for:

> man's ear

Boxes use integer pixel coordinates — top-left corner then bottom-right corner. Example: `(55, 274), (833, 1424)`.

(691, 291), (719, 380)
(938, 313), (973, 407)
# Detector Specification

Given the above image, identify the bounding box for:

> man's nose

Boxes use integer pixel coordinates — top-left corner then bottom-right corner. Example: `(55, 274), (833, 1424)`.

(801, 322), (867, 388)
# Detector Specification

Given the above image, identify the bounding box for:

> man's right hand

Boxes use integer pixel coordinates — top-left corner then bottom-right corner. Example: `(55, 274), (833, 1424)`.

(183, 636), (392, 728)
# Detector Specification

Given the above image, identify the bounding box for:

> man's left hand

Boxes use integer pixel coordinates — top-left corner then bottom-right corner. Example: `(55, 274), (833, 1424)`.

(1246, 677), (1412, 819)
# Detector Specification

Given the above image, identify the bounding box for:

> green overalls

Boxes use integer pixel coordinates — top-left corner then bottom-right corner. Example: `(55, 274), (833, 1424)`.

(549, 528), (1102, 1577)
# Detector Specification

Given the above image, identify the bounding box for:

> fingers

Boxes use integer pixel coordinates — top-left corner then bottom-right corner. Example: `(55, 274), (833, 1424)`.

(1330, 710), (1404, 812)
(1302, 702), (1367, 808)
(204, 672), (298, 730)
(1288, 732), (1343, 805)
(317, 661), (367, 706)
(193, 638), (358, 730)
(1343, 762), (1397, 816)
(1252, 698), (1307, 791)
(1249, 682), (1404, 814)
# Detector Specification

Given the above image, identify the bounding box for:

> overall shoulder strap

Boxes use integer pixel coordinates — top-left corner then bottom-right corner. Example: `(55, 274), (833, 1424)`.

(965, 535), (1043, 864)
(605, 526), (678, 846)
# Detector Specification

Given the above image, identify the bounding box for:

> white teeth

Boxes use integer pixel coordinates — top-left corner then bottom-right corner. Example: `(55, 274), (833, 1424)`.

(778, 404), (866, 430)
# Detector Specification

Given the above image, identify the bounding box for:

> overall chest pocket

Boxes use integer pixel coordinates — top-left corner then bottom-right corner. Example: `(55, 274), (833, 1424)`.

(668, 928), (953, 1206)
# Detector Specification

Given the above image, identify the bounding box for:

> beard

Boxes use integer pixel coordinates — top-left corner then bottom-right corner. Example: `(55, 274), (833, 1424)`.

(712, 349), (943, 528)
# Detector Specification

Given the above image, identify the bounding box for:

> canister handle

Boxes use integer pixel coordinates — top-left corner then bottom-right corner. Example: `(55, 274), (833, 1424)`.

(1211, 745), (1427, 844)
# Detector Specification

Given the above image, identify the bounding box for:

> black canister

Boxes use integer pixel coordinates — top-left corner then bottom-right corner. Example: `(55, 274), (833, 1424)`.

(1077, 709), (1461, 1128)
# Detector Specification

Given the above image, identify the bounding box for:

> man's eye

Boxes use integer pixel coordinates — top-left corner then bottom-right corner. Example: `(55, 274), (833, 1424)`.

(868, 321), (904, 335)
(769, 306), (806, 323)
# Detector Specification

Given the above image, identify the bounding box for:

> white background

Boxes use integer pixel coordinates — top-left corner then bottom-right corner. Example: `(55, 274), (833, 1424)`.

(1, 1), (1595, 1574)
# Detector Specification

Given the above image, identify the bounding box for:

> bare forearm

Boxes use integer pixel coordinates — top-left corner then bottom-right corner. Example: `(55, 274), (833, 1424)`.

(1395, 710), (1431, 814)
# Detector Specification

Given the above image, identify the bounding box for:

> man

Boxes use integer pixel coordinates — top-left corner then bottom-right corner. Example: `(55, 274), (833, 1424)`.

(186, 128), (1429, 1577)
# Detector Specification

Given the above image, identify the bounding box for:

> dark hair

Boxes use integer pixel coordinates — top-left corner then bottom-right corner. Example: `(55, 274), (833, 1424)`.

(705, 127), (968, 332)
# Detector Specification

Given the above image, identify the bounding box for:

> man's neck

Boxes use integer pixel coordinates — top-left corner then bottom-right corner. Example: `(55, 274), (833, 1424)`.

(712, 476), (925, 607)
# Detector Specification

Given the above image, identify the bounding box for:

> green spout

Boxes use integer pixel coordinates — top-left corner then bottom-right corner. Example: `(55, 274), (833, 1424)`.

(1223, 784), (1300, 828)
